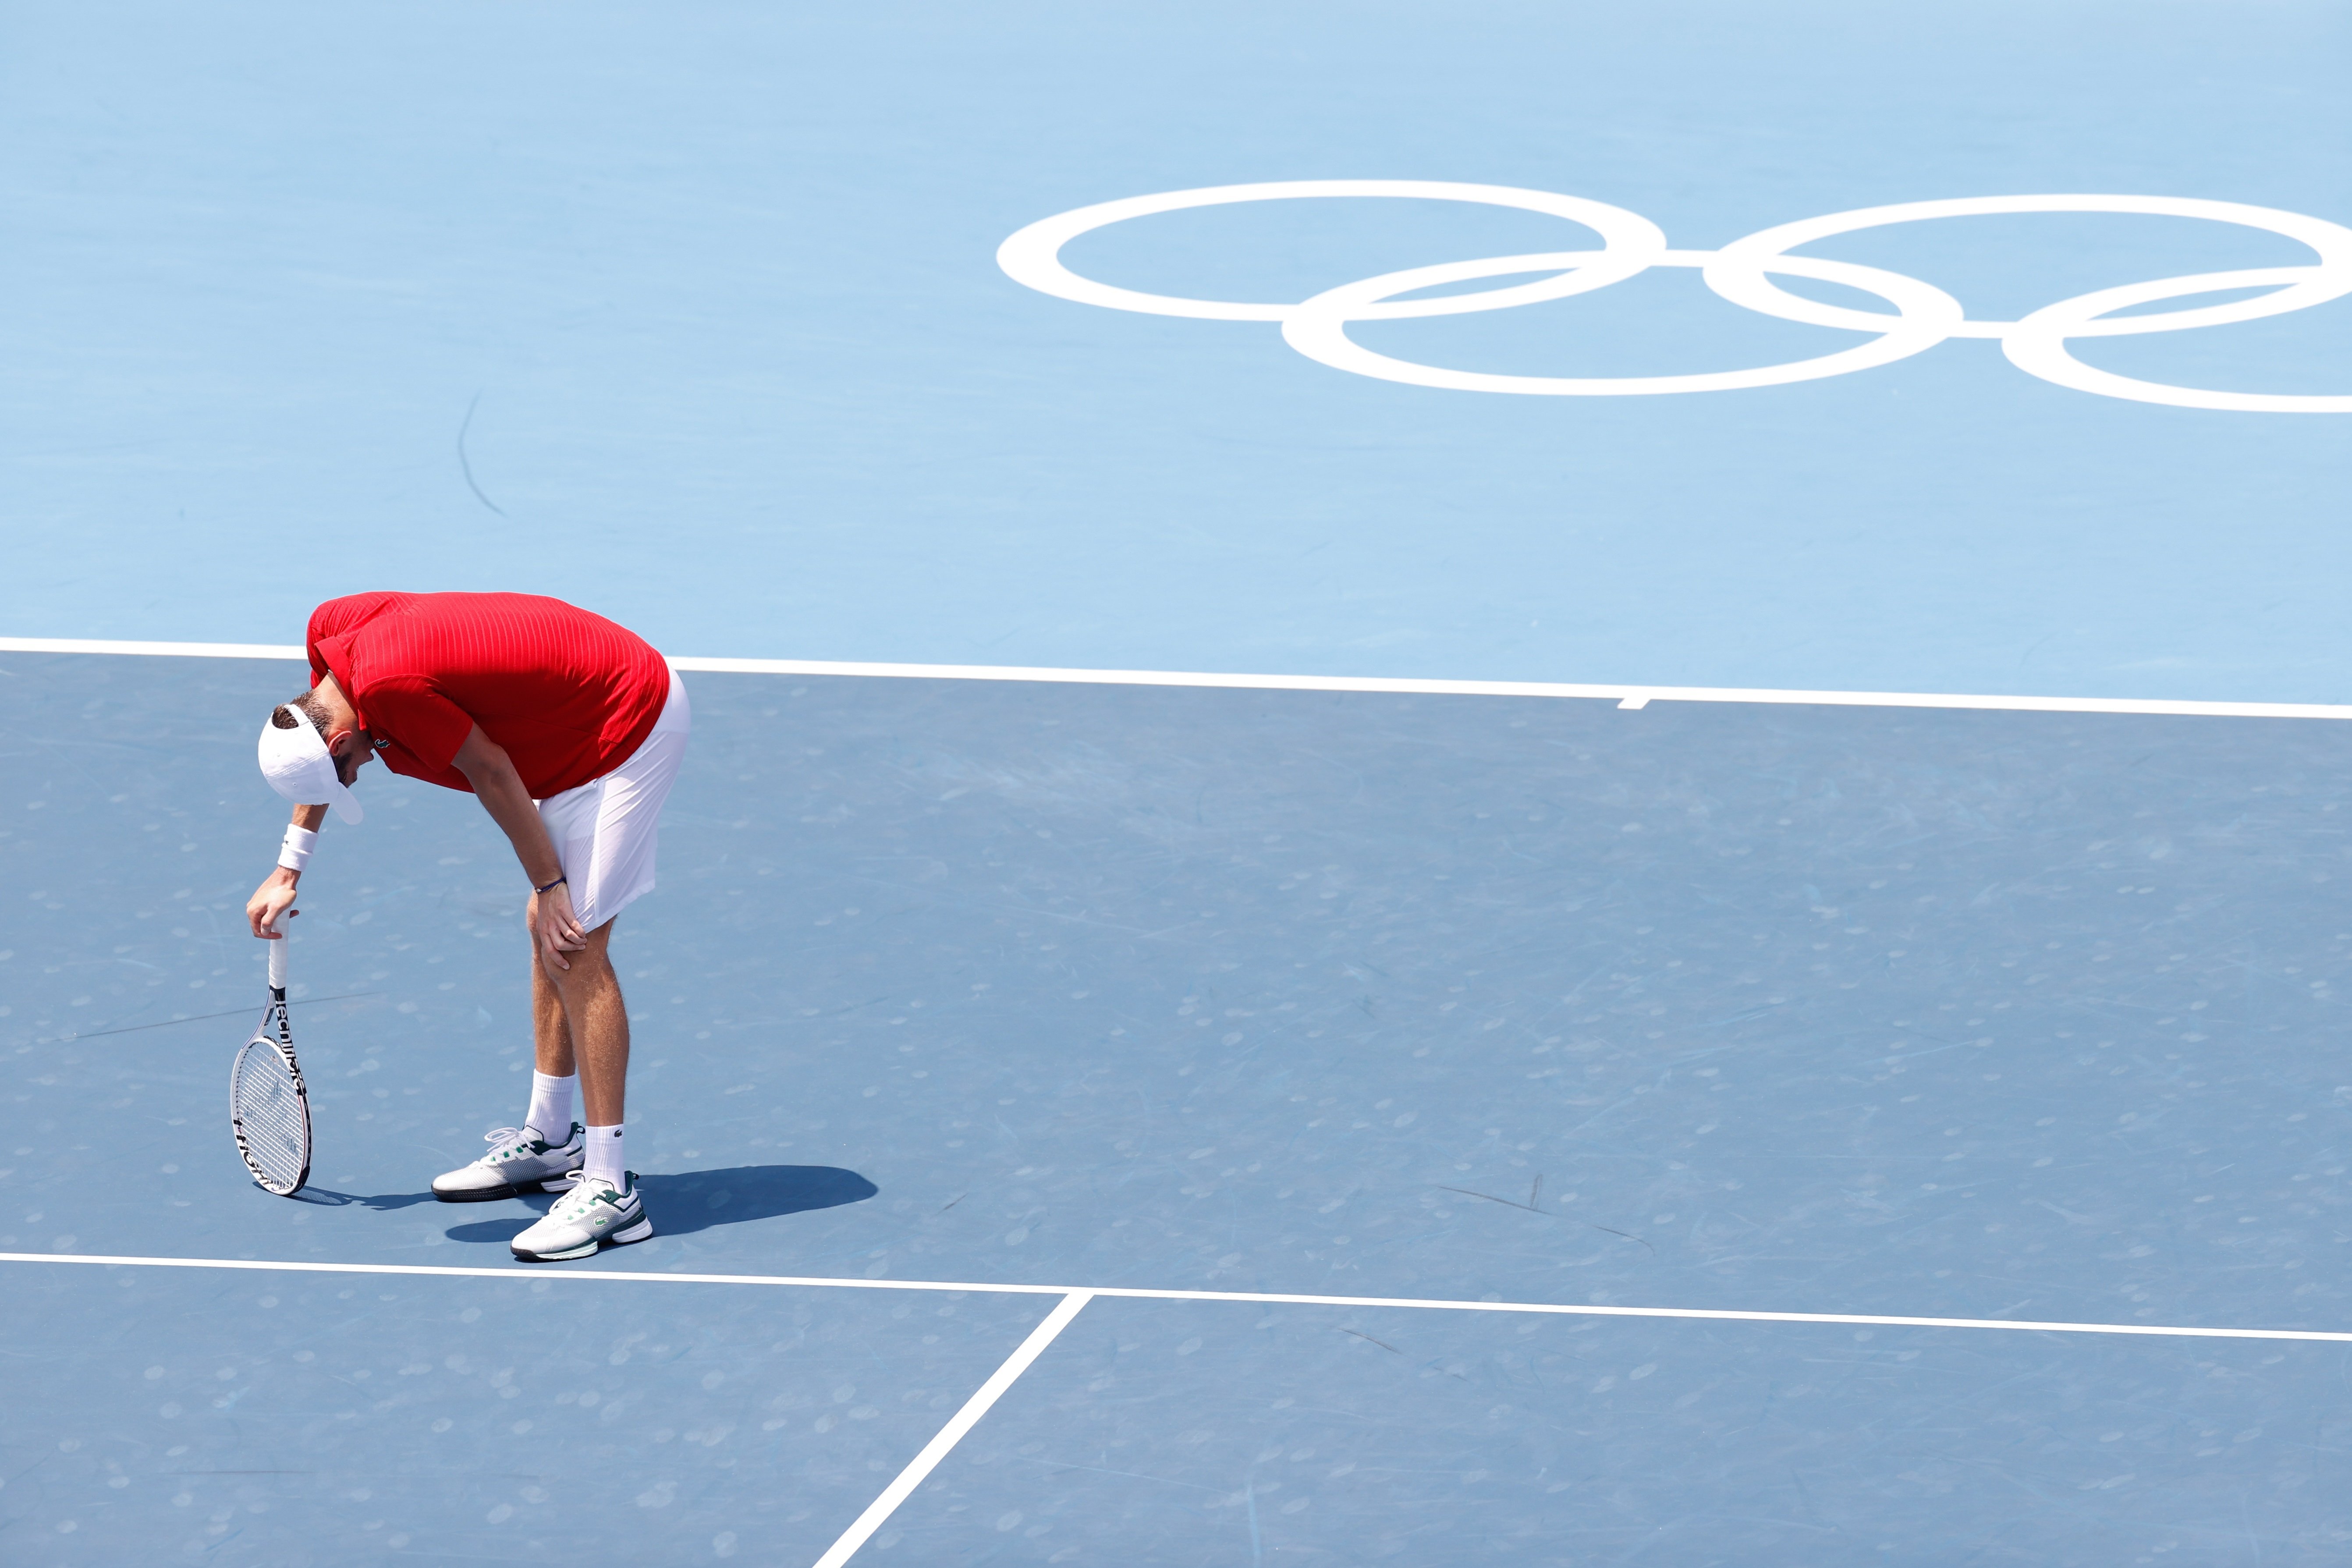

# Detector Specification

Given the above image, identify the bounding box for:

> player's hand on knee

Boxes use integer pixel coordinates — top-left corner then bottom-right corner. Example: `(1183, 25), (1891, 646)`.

(545, 883), (589, 951)
(528, 896), (568, 970)
(529, 884), (589, 969)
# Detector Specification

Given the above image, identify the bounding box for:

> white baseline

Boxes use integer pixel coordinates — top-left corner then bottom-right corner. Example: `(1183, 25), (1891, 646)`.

(3, 1252), (2346, 1345)
(0, 638), (2345, 723)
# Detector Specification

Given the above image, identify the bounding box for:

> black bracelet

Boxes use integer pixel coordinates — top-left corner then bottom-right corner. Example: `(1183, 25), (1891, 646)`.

(533, 873), (568, 895)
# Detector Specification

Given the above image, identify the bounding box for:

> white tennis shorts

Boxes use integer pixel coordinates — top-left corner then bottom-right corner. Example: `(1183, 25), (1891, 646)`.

(536, 666), (689, 931)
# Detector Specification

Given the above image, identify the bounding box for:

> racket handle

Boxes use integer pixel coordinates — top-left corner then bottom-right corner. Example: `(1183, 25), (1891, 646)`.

(267, 910), (290, 990)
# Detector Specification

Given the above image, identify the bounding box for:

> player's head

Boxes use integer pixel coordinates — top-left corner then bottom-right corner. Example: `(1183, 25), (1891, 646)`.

(257, 687), (369, 823)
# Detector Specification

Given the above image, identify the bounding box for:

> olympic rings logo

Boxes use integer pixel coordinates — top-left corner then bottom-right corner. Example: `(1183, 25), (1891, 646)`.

(997, 181), (2352, 412)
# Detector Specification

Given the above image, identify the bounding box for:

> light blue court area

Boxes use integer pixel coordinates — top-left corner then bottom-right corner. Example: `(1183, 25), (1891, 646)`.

(4, 652), (2350, 1562)
(4, 3), (2351, 698)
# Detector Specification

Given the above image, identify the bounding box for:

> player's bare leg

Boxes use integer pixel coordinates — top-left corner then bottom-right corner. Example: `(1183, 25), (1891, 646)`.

(537, 919), (629, 1127)
(510, 918), (650, 1260)
(532, 955), (572, 1078)
(428, 945), (595, 1201)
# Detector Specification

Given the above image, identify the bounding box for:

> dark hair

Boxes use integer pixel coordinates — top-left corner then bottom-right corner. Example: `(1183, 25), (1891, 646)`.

(271, 689), (337, 733)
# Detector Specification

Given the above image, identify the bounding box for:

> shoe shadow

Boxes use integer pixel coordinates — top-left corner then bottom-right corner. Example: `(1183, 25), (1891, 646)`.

(640, 1166), (880, 1237)
(441, 1165), (878, 1245)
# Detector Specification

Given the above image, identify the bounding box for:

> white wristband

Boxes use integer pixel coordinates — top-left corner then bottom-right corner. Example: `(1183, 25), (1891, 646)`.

(277, 823), (318, 873)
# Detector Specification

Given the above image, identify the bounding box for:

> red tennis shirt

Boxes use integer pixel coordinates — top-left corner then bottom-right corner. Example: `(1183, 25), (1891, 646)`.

(306, 592), (670, 798)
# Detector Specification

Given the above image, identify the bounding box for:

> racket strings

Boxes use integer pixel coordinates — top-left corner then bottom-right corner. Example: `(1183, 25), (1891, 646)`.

(232, 1039), (308, 1190)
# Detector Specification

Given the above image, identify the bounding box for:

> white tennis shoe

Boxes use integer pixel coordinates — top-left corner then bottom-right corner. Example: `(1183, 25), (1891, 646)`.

(509, 1170), (653, 1262)
(431, 1123), (585, 1202)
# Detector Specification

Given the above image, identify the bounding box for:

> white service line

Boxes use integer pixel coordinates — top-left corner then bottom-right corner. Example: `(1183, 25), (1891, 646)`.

(1, 636), (2346, 720)
(812, 1291), (1093, 1568)
(664, 657), (2352, 722)
(3, 1252), (2346, 1345)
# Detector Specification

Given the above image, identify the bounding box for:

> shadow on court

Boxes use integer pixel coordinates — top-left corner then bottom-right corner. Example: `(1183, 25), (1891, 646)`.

(285, 1187), (438, 1210)
(440, 1164), (878, 1245)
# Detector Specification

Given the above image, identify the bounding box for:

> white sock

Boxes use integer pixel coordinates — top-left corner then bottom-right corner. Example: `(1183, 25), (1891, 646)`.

(525, 1071), (576, 1144)
(584, 1123), (626, 1187)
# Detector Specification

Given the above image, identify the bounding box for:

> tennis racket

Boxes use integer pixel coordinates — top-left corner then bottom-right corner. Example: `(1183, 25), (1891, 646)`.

(230, 910), (312, 1196)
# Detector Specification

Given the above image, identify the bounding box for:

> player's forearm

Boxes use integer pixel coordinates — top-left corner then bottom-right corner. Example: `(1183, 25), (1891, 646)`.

(466, 764), (565, 889)
(266, 810), (326, 886)
(247, 834), (306, 936)
(450, 726), (565, 890)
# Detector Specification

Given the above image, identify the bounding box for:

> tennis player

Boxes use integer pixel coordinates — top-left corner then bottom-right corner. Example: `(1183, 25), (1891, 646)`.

(244, 591), (688, 1261)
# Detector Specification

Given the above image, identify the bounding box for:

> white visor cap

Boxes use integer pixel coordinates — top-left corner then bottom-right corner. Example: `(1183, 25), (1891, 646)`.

(257, 705), (365, 824)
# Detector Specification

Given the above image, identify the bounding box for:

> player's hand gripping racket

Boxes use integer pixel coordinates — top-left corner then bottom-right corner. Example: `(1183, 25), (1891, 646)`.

(231, 910), (312, 1196)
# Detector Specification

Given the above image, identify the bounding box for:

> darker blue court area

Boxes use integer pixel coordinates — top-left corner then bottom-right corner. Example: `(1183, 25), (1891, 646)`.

(4, 653), (2348, 1563)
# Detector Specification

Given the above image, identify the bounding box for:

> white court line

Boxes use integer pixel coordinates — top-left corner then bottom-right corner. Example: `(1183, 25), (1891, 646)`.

(3, 636), (2348, 721)
(0, 636), (312, 662)
(812, 1291), (1093, 1568)
(4, 1252), (2347, 1345)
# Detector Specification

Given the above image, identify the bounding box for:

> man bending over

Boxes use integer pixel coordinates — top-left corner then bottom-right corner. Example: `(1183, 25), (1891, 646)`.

(245, 591), (688, 1261)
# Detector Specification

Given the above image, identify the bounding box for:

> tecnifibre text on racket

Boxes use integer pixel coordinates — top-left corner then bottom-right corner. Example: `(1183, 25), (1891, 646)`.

(230, 909), (311, 1196)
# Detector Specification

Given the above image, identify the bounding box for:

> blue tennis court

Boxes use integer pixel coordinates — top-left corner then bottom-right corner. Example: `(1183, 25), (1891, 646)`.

(4, 3), (2350, 1564)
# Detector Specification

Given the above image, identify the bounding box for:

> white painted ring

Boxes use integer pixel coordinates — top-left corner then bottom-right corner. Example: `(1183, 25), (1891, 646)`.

(1000, 184), (2352, 412)
(2003, 266), (2352, 412)
(1709, 194), (2352, 341)
(994, 180), (1667, 323)
(1280, 249), (1962, 395)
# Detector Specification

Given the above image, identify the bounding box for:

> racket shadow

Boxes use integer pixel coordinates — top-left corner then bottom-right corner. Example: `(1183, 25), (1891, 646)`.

(441, 1164), (878, 1245)
(284, 1187), (440, 1210)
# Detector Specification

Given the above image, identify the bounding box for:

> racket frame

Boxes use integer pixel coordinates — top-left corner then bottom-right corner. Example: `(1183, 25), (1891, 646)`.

(231, 914), (312, 1196)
